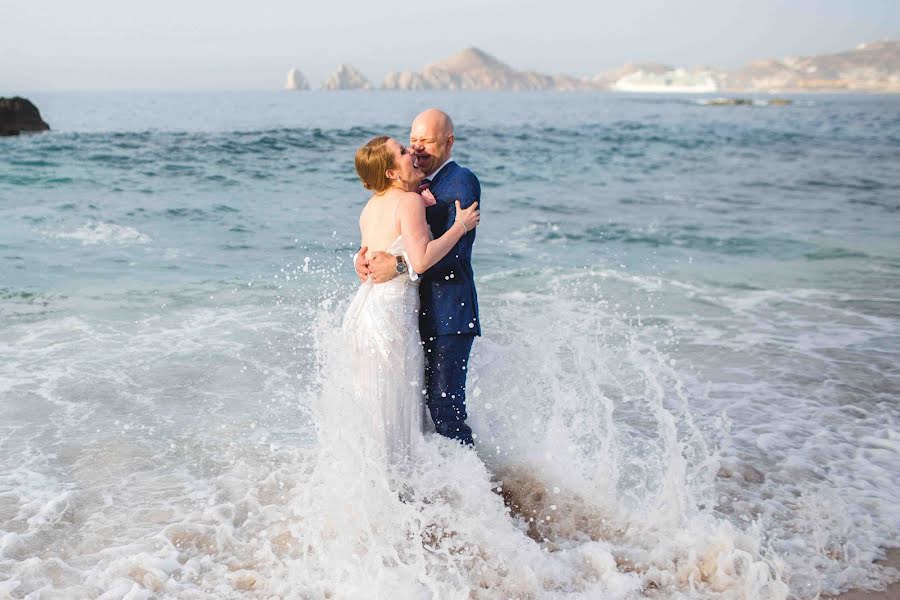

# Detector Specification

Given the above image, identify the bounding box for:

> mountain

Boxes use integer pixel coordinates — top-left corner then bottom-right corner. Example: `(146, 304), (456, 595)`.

(588, 41), (899, 93)
(724, 40), (900, 92)
(321, 64), (372, 91)
(284, 68), (309, 91)
(382, 47), (592, 91)
(280, 40), (899, 93)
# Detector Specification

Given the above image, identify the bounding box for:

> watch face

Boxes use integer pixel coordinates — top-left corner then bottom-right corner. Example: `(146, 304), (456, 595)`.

(396, 261), (408, 273)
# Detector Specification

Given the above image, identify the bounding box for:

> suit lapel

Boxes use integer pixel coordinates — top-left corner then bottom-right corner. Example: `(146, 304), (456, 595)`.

(424, 160), (458, 234)
(429, 160), (456, 193)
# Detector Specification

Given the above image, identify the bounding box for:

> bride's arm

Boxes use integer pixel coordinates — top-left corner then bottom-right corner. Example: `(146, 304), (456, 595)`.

(398, 192), (479, 275)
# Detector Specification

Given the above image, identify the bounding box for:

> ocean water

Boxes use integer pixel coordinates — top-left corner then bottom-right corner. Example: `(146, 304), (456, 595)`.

(1, 91), (898, 599)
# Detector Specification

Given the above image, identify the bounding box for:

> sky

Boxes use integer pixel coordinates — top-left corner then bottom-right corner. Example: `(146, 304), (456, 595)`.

(2, 0), (898, 91)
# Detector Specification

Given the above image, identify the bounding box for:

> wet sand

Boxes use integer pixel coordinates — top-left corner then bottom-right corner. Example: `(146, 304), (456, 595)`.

(828, 549), (900, 600)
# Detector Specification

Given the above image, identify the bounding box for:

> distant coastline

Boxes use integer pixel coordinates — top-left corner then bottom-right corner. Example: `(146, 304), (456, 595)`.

(284, 40), (900, 93)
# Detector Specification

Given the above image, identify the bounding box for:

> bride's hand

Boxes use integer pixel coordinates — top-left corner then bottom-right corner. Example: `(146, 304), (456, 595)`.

(455, 200), (480, 233)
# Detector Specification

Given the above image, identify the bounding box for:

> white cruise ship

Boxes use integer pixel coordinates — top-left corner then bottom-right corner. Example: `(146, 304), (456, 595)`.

(613, 69), (719, 93)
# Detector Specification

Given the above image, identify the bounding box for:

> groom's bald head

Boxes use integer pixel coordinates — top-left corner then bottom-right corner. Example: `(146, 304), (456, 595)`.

(413, 108), (454, 135)
(410, 108), (455, 177)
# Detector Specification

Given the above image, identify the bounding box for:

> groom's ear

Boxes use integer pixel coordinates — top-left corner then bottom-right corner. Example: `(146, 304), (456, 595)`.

(445, 134), (454, 152)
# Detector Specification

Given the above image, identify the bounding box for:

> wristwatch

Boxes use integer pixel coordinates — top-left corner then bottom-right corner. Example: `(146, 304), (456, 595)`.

(395, 256), (408, 274)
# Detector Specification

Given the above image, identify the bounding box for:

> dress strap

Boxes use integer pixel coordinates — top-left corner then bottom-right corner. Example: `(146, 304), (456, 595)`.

(392, 196), (402, 237)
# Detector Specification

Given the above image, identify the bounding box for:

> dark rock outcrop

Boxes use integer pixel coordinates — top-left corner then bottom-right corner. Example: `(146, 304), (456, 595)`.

(0, 97), (50, 136)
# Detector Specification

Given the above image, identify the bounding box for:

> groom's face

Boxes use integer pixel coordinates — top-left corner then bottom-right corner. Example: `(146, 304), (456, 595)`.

(410, 117), (453, 177)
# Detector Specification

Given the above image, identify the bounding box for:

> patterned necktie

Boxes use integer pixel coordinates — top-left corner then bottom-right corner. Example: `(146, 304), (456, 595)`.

(416, 178), (431, 194)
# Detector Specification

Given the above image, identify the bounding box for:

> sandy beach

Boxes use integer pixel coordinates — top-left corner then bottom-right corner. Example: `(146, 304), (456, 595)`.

(829, 549), (900, 600)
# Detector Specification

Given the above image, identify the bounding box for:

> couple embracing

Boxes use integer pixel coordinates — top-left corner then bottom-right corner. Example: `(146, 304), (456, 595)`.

(342, 108), (482, 467)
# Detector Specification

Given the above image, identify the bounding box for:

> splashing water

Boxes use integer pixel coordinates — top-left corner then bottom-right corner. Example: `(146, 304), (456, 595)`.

(0, 261), (794, 599)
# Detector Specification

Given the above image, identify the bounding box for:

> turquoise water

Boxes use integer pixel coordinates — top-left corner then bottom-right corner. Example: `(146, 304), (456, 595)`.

(1, 91), (898, 598)
(4, 92), (898, 289)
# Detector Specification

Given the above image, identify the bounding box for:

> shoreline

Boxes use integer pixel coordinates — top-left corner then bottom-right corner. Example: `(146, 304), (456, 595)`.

(828, 549), (900, 600)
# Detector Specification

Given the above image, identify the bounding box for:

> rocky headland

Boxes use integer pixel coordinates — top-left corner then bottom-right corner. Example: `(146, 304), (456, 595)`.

(286, 40), (899, 93)
(382, 47), (592, 91)
(0, 97), (50, 136)
(587, 42), (898, 93)
(724, 40), (900, 92)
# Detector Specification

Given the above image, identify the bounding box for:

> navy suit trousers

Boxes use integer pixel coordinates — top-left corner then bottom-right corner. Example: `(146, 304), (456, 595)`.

(423, 334), (475, 446)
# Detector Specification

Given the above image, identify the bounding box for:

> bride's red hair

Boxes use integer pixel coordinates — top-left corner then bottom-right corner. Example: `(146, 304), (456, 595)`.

(355, 136), (394, 193)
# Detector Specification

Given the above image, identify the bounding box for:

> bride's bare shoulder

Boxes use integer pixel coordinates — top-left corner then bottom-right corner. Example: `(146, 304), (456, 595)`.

(359, 194), (378, 216)
(360, 194), (380, 209)
(397, 191), (424, 208)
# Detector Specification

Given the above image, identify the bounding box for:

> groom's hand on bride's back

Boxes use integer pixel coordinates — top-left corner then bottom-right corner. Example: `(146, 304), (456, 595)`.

(354, 246), (370, 283)
(368, 251), (399, 284)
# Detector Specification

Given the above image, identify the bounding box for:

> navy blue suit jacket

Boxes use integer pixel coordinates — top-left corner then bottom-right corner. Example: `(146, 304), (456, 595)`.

(419, 161), (481, 338)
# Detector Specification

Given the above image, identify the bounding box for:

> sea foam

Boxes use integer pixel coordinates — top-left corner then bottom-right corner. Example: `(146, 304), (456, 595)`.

(44, 222), (151, 245)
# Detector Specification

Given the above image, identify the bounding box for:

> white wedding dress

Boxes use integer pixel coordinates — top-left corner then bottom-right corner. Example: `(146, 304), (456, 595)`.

(340, 235), (425, 467)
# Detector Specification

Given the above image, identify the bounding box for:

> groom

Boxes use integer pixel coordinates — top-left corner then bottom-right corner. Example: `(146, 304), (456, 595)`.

(355, 108), (481, 446)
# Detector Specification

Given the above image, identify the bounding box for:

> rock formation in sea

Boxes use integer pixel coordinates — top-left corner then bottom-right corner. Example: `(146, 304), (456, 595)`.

(700, 97), (792, 106)
(321, 64), (371, 90)
(382, 47), (593, 91)
(284, 68), (310, 91)
(0, 97), (50, 136)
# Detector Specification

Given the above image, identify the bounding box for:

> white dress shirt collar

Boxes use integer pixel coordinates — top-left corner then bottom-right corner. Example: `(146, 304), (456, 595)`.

(426, 157), (453, 182)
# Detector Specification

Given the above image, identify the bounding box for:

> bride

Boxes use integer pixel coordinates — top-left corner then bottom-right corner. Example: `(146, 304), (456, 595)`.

(340, 135), (480, 468)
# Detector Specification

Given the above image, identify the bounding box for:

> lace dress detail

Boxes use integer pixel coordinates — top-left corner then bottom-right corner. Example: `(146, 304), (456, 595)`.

(341, 236), (424, 466)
